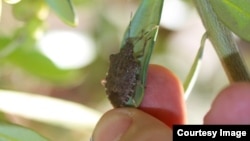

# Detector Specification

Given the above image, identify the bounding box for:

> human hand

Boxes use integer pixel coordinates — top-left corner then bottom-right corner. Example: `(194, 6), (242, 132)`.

(92, 64), (250, 141)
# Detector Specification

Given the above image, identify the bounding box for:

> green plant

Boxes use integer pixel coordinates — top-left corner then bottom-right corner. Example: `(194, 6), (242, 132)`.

(0, 0), (249, 140)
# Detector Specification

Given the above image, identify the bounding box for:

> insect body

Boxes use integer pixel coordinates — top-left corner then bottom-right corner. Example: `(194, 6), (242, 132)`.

(103, 36), (146, 107)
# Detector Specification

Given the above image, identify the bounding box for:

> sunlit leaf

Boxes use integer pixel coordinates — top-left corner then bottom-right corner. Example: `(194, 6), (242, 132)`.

(0, 123), (49, 141)
(210, 0), (250, 41)
(6, 44), (77, 82)
(4, 0), (21, 4)
(0, 90), (101, 130)
(45, 0), (77, 26)
(121, 0), (164, 107)
(0, 37), (19, 59)
(12, 0), (48, 21)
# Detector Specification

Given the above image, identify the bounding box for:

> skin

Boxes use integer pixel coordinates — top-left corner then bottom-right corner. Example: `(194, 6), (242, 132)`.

(92, 64), (250, 141)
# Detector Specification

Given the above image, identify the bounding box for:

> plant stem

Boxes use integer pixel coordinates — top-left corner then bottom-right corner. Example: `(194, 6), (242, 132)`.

(194, 0), (250, 82)
(184, 32), (207, 99)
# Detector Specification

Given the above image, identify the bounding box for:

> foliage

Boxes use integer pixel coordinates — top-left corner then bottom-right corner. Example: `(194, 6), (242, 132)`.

(0, 123), (49, 141)
(118, 0), (163, 107)
(210, 0), (250, 41)
(0, 0), (249, 140)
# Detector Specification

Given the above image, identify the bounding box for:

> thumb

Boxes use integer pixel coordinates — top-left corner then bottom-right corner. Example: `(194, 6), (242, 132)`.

(92, 108), (172, 141)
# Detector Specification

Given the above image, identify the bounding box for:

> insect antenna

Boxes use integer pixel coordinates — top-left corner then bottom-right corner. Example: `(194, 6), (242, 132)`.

(126, 12), (133, 39)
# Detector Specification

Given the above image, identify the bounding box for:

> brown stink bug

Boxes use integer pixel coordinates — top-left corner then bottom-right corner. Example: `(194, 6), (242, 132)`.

(102, 27), (151, 108)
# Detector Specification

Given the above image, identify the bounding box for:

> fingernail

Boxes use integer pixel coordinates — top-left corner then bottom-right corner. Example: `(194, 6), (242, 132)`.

(92, 109), (132, 141)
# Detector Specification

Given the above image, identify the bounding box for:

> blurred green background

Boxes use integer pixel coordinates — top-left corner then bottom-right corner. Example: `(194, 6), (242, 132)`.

(1, 0), (249, 140)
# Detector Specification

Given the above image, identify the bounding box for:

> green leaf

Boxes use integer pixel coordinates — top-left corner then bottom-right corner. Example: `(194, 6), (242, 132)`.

(0, 37), (12, 51)
(0, 123), (49, 141)
(6, 44), (76, 82)
(122, 0), (164, 107)
(12, 0), (48, 22)
(0, 90), (101, 130)
(45, 0), (77, 26)
(210, 0), (250, 41)
(0, 37), (18, 59)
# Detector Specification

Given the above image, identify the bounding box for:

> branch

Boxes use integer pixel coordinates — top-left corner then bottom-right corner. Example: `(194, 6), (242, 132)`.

(194, 0), (250, 82)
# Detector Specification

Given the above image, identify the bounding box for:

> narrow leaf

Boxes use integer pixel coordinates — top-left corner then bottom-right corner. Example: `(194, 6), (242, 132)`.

(210, 0), (250, 41)
(184, 33), (207, 100)
(45, 0), (77, 26)
(122, 0), (164, 106)
(0, 90), (101, 130)
(0, 123), (49, 141)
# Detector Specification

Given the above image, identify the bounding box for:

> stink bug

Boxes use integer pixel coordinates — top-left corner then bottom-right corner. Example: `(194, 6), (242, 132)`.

(102, 27), (152, 107)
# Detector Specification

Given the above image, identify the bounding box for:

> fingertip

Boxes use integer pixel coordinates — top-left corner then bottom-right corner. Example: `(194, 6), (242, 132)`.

(204, 82), (250, 124)
(139, 64), (186, 127)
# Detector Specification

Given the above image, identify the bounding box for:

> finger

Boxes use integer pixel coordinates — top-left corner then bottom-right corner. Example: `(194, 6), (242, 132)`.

(92, 108), (172, 141)
(92, 64), (184, 140)
(204, 82), (250, 124)
(139, 64), (186, 127)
